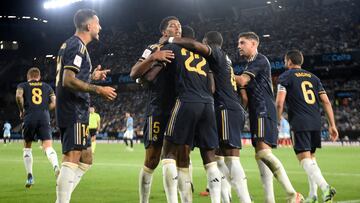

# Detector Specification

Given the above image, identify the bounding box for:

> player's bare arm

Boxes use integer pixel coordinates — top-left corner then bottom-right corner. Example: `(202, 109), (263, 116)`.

(239, 88), (248, 108)
(208, 72), (215, 94)
(276, 90), (287, 123)
(319, 93), (339, 141)
(235, 74), (251, 87)
(161, 37), (210, 57)
(130, 50), (174, 79)
(15, 88), (25, 119)
(63, 69), (117, 101)
(143, 63), (164, 82)
(49, 95), (56, 111)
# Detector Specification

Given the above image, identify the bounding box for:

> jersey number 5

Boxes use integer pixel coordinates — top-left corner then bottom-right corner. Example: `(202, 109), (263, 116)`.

(301, 81), (316, 104)
(32, 88), (43, 105)
(181, 48), (207, 76)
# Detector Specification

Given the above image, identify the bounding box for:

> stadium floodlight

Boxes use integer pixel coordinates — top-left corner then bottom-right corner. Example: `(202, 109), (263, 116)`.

(8, 16), (16, 19)
(22, 16), (31, 19)
(266, 1), (271, 4)
(33, 17), (38, 20)
(46, 54), (54, 58)
(263, 34), (270, 38)
(43, 20), (48, 23)
(43, 0), (83, 9)
(12, 41), (17, 44)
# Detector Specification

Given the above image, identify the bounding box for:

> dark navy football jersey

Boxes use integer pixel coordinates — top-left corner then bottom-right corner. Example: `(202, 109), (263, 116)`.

(278, 68), (326, 131)
(207, 45), (243, 111)
(243, 53), (276, 120)
(139, 43), (176, 116)
(17, 81), (54, 122)
(55, 36), (92, 127)
(161, 44), (213, 103)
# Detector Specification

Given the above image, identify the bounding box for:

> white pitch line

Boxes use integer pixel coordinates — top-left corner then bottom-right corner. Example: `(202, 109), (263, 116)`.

(1, 158), (360, 177)
(336, 200), (360, 203)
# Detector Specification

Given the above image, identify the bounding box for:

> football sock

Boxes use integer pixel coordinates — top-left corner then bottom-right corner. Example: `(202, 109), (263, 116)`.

(44, 147), (59, 170)
(139, 166), (154, 203)
(178, 167), (192, 203)
(23, 148), (33, 175)
(205, 162), (221, 203)
(56, 162), (78, 203)
(225, 156), (252, 203)
(162, 159), (178, 203)
(301, 158), (328, 193)
(256, 158), (275, 203)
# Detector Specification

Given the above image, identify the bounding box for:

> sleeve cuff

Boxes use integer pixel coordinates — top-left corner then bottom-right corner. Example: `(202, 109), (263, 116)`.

(64, 65), (80, 73)
(243, 71), (255, 78)
(318, 91), (326, 95)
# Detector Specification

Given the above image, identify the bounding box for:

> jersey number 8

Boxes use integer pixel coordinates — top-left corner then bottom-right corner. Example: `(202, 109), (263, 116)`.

(32, 88), (43, 105)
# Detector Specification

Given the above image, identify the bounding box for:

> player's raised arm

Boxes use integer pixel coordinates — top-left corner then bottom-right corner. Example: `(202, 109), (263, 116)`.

(319, 93), (338, 141)
(62, 69), (117, 101)
(15, 87), (25, 119)
(130, 47), (174, 79)
(161, 36), (210, 57)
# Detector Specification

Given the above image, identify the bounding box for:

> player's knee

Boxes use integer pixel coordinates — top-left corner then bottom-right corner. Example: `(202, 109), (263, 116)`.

(145, 154), (161, 170)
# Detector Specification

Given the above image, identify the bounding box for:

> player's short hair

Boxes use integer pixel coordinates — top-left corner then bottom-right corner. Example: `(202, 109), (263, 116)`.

(27, 67), (41, 79)
(285, 49), (304, 66)
(238, 32), (259, 43)
(182, 25), (195, 39)
(159, 16), (179, 33)
(205, 31), (223, 47)
(73, 9), (97, 31)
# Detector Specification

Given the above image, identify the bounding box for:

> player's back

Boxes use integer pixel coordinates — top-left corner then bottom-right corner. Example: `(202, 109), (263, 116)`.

(17, 81), (54, 122)
(207, 45), (243, 110)
(278, 68), (325, 131)
(162, 44), (213, 103)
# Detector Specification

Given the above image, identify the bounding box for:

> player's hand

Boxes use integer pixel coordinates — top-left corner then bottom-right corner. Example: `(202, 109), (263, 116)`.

(150, 50), (174, 63)
(92, 65), (110, 81)
(328, 126), (339, 141)
(96, 86), (117, 101)
(159, 36), (169, 45)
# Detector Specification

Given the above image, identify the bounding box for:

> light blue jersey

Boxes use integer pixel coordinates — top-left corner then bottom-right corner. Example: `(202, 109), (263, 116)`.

(3, 122), (11, 134)
(126, 117), (133, 131)
(279, 117), (290, 135)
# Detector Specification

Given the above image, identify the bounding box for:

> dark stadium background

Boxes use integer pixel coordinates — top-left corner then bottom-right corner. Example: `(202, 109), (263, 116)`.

(1, 0), (359, 142)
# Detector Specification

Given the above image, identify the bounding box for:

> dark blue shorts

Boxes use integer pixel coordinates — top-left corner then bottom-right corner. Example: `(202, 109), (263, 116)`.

(216, 107), (245, 149)
(143, 114), (169, 149)
(60, 122), (91, 154)
(250, 116), (278, 148)
(165, 100), (218, 149)
(292, 131), (321, 154)
(22, 120), (52, 142)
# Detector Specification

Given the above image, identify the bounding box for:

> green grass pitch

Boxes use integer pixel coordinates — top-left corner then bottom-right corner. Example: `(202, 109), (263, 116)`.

(0, 142), (359, 202)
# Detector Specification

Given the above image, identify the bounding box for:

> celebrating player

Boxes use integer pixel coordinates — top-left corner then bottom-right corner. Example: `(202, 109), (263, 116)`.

(235, 32), (303, 203)
(55, 9), (117, 203)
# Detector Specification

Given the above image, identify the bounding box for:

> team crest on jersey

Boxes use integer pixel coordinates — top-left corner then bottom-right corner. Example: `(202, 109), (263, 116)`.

(152, 135), (158, 141)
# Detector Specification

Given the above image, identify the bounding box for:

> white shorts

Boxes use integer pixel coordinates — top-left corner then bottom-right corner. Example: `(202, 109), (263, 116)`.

(3, 132), (10, 138)
(123, 130), (134, 139)
(279, 132), (290, 139)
